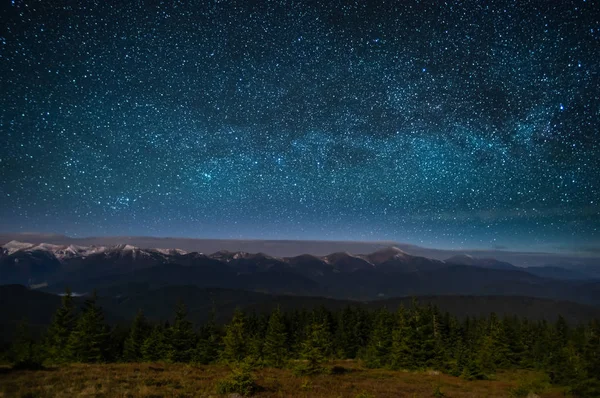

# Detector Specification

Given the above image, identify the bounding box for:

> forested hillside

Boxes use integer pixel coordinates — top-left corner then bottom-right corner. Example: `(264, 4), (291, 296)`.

(4, 289), (599, 396)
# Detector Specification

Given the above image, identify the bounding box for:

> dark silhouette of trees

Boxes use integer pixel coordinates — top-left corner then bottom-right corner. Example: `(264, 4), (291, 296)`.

(123, 310), (149, 362)
(66, 291), (108, 363)
(263, 306), (288, 367)
(45, 288), (76, 363)
(221, 308), (247, 363)
(168, 302), (196, 362)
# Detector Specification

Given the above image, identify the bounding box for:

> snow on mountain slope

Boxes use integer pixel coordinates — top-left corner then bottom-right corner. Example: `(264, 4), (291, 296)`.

(3, 240), (36, 255)
(363, 246), (411, 264)
(0, 241), (188, 261)
(152, 248), (188, 256)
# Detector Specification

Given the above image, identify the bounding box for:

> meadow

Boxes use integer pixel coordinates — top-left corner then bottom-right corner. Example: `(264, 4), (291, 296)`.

(0, 361), (564, 398)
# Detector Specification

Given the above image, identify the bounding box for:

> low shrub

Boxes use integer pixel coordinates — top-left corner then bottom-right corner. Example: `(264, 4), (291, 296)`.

(330, 365), (350, 375)
(355, 391), (375, 398)
(508, 373), (550, 398)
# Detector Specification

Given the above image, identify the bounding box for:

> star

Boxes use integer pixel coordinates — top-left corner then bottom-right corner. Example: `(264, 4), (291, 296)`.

(0, 0), (597, 252)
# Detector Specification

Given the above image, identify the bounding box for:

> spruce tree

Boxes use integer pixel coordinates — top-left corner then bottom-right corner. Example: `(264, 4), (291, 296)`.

(45, 287), (76, 363)
(245, 312), (267, 363)
(353, 306), (372, 359)
(476, 334), (496, 372)
(431, 308), (451, 371)
(364, 308), (393, 368)
(584, 320), (600, 378)
(445, 315), (464, 374)
(10, 320), (44, 369)
(263, 307), (288, 367)
(142, 325), (168, 362)
(106, 324), (129, 362)
(288, 309), (310, 356)
(549, 342), (588, 386)
(221, 308), (247, 363)
(529, 320), (552, 369)
(545, 317), (571, 375)
(298, 321), (332, 374)
(66, 291), (108, 363)
(390, 306), (412, 369)
(449, 340), (468, 377)
(123, 310), (149, 362)
(194, 307), (220, 364)
(337, 306), (364, 358)
(168, 302), (196, 362)
(503, 316), (524, 367)
(411, 304), (437, 369)
(461, 352), (485, 380)
(490, 317), (512, 369)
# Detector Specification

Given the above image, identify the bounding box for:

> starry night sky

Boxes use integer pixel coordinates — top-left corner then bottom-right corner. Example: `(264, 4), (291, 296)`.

(0, 0), (599, 252)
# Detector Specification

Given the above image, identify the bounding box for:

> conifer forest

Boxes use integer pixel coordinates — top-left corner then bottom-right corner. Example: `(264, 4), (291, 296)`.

(2, 289), (599, 397)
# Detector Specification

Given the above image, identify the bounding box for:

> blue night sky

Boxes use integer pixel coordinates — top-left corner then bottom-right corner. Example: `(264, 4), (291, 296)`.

(0, 0), (598, 253)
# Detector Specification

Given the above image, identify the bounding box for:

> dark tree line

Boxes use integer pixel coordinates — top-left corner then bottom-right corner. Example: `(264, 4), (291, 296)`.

(6, 291), (600, 395)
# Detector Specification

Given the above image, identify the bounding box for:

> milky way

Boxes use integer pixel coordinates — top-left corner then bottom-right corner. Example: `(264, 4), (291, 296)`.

(0, 0), (599, 252)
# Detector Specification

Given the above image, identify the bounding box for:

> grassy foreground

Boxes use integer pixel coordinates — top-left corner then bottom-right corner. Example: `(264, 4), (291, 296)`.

(0, 361), (566, 398)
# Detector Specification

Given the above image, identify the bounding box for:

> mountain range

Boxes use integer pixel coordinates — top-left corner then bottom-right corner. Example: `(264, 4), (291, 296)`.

(1, 240), (599, 305)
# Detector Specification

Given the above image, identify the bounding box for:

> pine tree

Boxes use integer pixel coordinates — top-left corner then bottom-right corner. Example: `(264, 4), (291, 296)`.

(263, 307), (288, 367)
(221, 308), (247, 363)
(142, 325), (168, 362)
(66, 291), (108, 363)
(168, 302), (196, 362)
(123, 310), (149, 362)
(45, 287), (76, 363)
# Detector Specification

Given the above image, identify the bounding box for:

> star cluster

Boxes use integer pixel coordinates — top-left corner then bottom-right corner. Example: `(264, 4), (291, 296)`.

(0, 0), (598, 251)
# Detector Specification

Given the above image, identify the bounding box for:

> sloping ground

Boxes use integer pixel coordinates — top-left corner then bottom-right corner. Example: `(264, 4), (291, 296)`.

(0, 362), (566, 398)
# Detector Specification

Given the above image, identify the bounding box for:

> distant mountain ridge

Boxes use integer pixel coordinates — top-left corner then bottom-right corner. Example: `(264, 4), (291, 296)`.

(3, 232), (598, 270)
(1, 241), (598, 305)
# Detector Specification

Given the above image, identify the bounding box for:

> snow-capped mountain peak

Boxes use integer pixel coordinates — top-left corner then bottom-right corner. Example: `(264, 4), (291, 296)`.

(153, 248), (188, 256)
(30, 243), (64, 252)
(3, 240), (35, 254)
